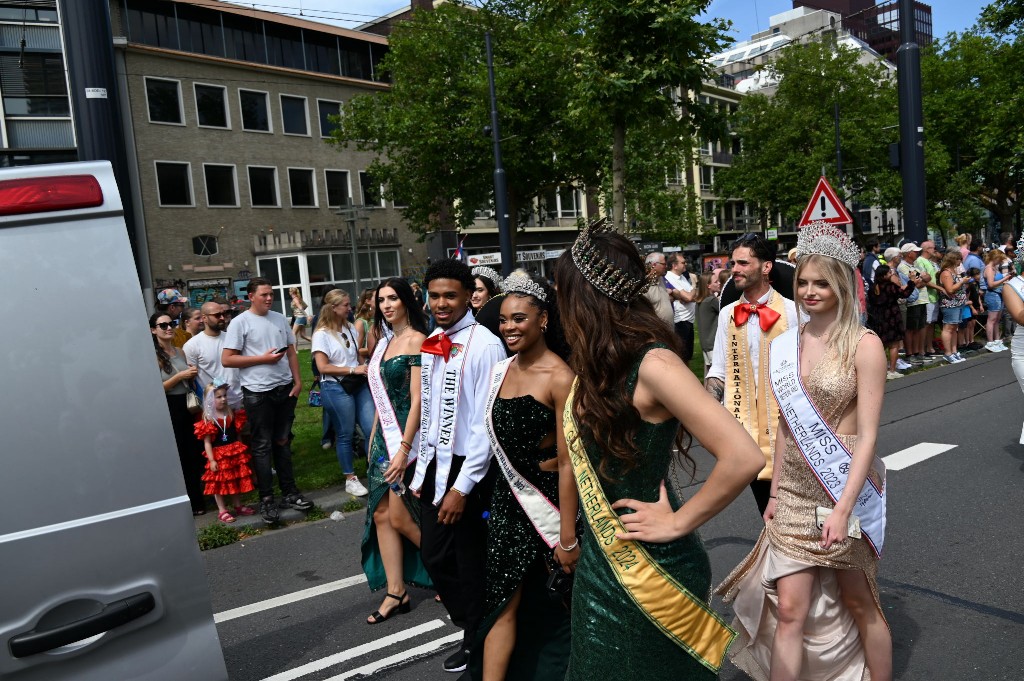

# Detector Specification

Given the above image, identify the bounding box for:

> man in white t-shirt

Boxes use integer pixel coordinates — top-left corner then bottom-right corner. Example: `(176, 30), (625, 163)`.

(183, 301), (241, 408)
(222, 278), (313, 524)
(664, 253), (697, 362)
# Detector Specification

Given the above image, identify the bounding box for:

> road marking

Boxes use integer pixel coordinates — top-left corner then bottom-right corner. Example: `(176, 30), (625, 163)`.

(882, 442), (957, 471)
(322, 632), (464, 681)
(259, 620), (449, 681)
(214, 574), (367, 623)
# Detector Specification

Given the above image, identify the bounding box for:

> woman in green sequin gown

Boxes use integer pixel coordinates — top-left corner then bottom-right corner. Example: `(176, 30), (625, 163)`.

(469, 279), (578, 681)
(361, 279), (433, 623)
(552, 229), (765, 680)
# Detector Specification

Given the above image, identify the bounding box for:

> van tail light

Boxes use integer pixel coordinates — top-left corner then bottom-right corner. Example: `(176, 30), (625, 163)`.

(0, 175), (104, 217)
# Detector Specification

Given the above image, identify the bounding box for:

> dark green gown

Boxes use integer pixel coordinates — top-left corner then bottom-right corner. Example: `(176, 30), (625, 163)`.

(565, 345), (716, 680)
(468, 395), (571, 681)
(360, 354), (433, 591)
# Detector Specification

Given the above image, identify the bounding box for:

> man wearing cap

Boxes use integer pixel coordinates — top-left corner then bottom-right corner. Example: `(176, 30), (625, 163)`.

(156, 288), (191, 348)
(898, 242), (931, 363)
(917, 241), (943, 356)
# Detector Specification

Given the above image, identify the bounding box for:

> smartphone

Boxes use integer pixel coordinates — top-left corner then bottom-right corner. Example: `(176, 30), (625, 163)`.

(274, 346), (288, 354)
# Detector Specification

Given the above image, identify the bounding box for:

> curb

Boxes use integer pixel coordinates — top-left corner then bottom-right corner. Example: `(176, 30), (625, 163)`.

(193, 481), (365, 532)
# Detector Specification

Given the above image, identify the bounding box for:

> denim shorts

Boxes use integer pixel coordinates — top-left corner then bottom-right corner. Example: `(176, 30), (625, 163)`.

(984, 291), (1004, 312)
(941, 305), (967, 325)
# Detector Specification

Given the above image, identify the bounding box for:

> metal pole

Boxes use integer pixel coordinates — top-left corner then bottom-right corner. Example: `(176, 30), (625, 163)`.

(485, 32), (514, 276)
(348, 215), (362, 298)
(833, 100), (843, 186)
(897, 0), (927, 243)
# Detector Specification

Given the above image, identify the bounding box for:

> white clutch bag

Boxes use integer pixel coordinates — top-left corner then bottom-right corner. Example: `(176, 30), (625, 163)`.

(814, 506), (861, 539)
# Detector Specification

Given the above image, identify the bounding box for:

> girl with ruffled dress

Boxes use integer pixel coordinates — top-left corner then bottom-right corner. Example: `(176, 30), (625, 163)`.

(194, 380), (256, 523)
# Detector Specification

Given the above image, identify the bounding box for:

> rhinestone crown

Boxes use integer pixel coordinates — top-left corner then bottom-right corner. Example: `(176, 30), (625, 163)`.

(502, 271), (547, 302)
(570, 218), (653, 304)
(796, 222), (860, 269)
(471, 266), (503, 292)
(1015, 234), (1024, 263)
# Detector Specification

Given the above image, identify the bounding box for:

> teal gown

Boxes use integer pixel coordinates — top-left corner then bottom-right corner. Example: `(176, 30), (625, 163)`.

(360, 354), (433, 592)
(468, 395), (571, 680)
(565, 345), (717, 680)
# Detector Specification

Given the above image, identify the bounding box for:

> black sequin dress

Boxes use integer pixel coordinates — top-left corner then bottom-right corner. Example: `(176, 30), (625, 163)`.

(467, 395), (570, 681)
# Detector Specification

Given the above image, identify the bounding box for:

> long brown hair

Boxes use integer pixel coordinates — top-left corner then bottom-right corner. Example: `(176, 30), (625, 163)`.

(149, 312), (173, 374)
(554, 231), (691, 481)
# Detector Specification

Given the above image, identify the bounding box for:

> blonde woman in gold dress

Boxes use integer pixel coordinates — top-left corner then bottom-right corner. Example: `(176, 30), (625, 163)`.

(718, 225), (892, 681)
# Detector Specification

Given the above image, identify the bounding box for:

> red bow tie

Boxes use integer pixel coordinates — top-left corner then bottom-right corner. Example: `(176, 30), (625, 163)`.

(421, 332), (453, 362)
(733, 302), (781, 332)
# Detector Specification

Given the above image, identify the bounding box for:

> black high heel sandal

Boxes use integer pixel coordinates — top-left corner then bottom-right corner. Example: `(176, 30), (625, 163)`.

(367, 592), (411, 624)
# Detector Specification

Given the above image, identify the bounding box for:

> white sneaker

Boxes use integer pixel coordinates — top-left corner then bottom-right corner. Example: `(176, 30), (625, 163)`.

(886, 371), (904, 380)
(994, 342), (1007, 352)
(986, 341), (999, 352)
(955, 352), (966, 362)
(895, 359), (912, 371)
(345, 477), (369, 497)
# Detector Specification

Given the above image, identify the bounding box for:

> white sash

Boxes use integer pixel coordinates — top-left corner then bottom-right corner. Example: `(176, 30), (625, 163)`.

(484, 357), (561, 548)
(368, 334), (418, 462)
(415, 317), (477, 505)
(769, 327), (887, 557)
(1005, 275), (1024, 303)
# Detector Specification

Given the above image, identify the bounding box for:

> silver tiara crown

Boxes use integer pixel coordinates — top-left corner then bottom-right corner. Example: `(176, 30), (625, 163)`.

(502, 271), (547, 302)
(1015, 234), (1024, 263)
(471, 266), (503, 291)
(571, 217), (653, 303)
(796, 222), (860, 269)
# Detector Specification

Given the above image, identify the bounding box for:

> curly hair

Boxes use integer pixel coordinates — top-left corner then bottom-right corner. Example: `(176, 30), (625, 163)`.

(149, 312), (174, 374)
(554, 232), (691, 481)
(423, 258), (474, 292)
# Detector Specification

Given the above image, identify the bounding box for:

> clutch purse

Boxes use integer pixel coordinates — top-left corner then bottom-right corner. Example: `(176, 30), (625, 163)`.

(185, 385), (202, 415)
(308, 380), (321, 407)
(814, 506), (861, 539)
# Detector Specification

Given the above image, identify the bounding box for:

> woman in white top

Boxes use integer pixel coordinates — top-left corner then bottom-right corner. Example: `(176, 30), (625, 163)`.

(1001, 247), (1024, 444)
(290, 287), (312, 343)
(312, 289), (375, 496)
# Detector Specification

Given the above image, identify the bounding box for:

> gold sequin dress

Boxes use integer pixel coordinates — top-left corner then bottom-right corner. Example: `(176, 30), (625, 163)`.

(716, 329), (884, 681)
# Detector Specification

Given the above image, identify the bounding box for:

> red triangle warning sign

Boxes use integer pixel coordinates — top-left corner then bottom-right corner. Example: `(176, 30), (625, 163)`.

(798, 177), (853, 227)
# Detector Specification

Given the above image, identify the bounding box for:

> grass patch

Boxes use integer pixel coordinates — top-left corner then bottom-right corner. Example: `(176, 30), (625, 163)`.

(342, 498), (365, 513)
(303, 505), (329, 522)
(197, 523), (241, 550)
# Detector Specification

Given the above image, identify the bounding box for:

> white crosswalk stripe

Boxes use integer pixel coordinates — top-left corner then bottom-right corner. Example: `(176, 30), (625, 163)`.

(882, 442), (958, 471)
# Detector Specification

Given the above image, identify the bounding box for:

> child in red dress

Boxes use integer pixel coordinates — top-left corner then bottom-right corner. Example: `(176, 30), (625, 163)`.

(194, 380), (255, 523)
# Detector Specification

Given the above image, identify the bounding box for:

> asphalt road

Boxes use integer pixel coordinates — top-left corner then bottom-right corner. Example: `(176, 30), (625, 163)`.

(203, 350), (1024, 681)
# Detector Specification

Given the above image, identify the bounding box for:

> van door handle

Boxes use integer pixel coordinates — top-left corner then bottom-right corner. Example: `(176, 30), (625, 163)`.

(9, 593), (155, 658)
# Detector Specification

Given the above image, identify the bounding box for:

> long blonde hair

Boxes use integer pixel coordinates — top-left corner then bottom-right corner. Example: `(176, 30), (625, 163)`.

(315, 289), (355, 343)
(795, 254), (862, 372)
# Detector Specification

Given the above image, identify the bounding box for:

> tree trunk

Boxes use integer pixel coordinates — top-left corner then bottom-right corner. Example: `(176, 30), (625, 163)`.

(612, 122), (626, 232)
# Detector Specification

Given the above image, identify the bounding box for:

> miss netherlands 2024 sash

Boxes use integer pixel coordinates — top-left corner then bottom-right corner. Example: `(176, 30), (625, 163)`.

(484, 357), (561, 548)
(768, 327), (887, 557)
(563, 379), (736, 673)
(368, 332), (418, 462)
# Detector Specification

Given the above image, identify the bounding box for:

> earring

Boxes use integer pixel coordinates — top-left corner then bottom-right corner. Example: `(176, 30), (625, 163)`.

(541, 324), (548, 333)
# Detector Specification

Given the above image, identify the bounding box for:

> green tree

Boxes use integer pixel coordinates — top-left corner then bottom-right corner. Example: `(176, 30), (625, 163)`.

(981, 0), (1024, 33)
(713, 39), (899, 229)
(921, 29), (1024, 234)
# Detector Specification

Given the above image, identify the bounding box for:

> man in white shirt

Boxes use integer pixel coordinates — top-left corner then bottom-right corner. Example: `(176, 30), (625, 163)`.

(410, 259), (506, 674)
(183, 301), (241, 408)
(643, 252), (674, 327)
(706, 234), (799, 516)
(664, 253), (697, 362)
(222, 278), (313, 525)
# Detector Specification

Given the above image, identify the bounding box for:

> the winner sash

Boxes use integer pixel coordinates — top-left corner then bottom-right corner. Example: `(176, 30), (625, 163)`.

(485, 358), (561, 548)
(769, 327), (887, 557)
(563, 380), (736, 673)
(368, 334), (418, 462)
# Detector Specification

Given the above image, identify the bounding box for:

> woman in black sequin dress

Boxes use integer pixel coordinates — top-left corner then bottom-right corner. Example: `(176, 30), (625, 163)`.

(468, 274), (578, 681)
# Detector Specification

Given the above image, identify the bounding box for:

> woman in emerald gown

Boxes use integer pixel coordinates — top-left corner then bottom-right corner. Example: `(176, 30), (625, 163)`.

(553, 221), (763, 679)
(361, 278), (433, 623)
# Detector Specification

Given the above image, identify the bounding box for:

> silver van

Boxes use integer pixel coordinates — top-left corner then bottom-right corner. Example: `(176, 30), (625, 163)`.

(0, 161), (228, 679)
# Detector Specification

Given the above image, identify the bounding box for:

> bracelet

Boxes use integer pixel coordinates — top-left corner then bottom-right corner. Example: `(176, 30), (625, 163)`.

(451, 487), (467, 497)
(348, 366), (353, 375)
(769, 494), (777, 499)
(558, 537), (579, 552)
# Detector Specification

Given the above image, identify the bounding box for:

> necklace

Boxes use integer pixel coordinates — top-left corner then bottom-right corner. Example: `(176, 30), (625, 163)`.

(215, 414), (230, 442)
(392, 322), (409, 338)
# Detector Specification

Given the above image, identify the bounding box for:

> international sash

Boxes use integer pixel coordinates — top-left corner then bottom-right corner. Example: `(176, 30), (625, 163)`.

(1005, 275), (1024, 303)
(563, 379), (736, 672)
(485, 357), (561, 548)
(412, 314), (477, 505)
(368, 333), (418, 462)
(725, 290), (789, 480)
(768, 327), (887, 557)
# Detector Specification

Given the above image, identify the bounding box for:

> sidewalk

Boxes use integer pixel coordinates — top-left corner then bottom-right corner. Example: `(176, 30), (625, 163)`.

(193, 479), (366, 532)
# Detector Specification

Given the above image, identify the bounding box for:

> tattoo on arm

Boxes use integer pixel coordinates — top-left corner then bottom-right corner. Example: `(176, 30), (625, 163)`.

(705, 377), (724, 403)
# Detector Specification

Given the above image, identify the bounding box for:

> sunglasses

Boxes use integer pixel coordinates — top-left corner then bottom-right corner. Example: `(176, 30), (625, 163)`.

(154, 322), (174, 330)
(206, 312), (227, 318)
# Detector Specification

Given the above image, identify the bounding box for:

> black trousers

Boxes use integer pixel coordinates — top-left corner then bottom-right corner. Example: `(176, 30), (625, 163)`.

(243, 385), (299, 499)
(166, 393), (205, 512)
(750, 479), (772, 517)
(419, 457), (492, 649)
(674, 320), (695, 363)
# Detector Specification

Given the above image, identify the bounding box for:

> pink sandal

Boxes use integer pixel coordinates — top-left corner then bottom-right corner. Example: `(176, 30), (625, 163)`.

(218, 510), (237, 523)
(234, 505), (256, 516)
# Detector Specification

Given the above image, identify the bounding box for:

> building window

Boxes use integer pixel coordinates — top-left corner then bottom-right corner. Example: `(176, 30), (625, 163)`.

(192, 235), (219, 256)
(155, 161), (193, 206)
(0, 53), (70, 118)
(542, 186), (583, 219)
(145, 77), (183, 125)
(317, 99), (341, 137)
(203, 164), (238, 207)
(280, 95), (309, 135)
(325, 170), (351, 208)
(359, 171), (383, 208)
(194, 83), (229, 128)
(258, 249), (402, 314)
(239, 89), (271, 132)
(288, 168), (317, 207)
(248, 166), (279, 207)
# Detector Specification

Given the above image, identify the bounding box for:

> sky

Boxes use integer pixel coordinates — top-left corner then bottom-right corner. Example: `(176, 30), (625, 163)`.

(252, 0), (991, 41)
